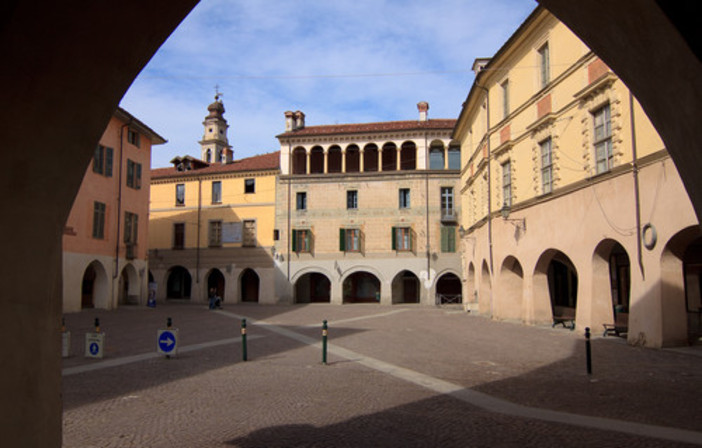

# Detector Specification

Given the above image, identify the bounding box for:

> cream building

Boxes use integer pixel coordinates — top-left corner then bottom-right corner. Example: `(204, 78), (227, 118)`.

(274, 104), (463, 305)
(149, 96), (279, 304)
(455, 6), (700, 347)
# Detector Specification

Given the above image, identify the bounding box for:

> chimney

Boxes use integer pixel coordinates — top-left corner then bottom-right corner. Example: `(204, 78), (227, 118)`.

(417, 101), (429, 122)
(294, 110), (305, 130)
(284, 111), (294, 131)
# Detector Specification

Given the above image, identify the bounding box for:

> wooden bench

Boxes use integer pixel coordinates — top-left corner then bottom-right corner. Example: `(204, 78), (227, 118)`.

(552, 306), (576, 330)
(603, 312), (628, 337)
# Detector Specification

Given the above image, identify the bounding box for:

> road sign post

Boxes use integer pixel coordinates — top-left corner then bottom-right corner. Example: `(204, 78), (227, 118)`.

(157, 328), (179, 358)
(85, 333), (105, 358)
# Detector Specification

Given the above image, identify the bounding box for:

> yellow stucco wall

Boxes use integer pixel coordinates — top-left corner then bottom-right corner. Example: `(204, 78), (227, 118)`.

(150, 171), (277, 250)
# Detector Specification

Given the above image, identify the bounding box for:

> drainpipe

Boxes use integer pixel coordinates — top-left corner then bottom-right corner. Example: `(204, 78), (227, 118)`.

(629, 92), (644, 279)
(287, 141), (292, 282)
(196, 177), (202, 284)
(475, 84), (493, 315)
(113, 120), (132, 307)
(425, 132), (431, 287)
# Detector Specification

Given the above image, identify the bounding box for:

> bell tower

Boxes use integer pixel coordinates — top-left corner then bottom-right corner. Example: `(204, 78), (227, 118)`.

(200, 89), (232, 164)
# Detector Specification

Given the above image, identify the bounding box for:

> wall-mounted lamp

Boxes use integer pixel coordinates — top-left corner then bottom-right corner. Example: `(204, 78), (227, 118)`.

(500, 202), (526, 232)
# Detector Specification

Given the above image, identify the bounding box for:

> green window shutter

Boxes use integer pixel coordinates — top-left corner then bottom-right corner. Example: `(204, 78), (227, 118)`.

(136, 163), (142, 189)
(391, 227), (396, 250)
(105, 147), (113, 177)
(441, 226), (448, 252)
(93, 145), (103, 174)
(291, 230), (298, 252)
(307, 231), (313, 253)
(339, 228), (346, 251)
(448, 226), (455, 252)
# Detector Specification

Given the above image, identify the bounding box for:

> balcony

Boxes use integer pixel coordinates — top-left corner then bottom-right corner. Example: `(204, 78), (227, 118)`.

(126, 243), (137, 260)
(441, 208), (458, 223)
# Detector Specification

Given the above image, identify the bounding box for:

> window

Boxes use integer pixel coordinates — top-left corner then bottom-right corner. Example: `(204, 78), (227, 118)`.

(429, 147), (445, 170)
(127, 129), (140, 147)
(243, 220), (256, 247)
(212, 181), (222, 204)
(244, 178), (255, 194)
(441, 225), (456, 253)
(392, 227), (413, 252)
(209, 220), (222, 247)
(502, 161), (512, 207)
(173, 223), (185, 249)
(441, 187), (454, 217)
(540, 138), (553, 194)
(92, 145), (113, 177)
(347, 190), (358, 210)
(176, 184), (185, 206)
(273, 229), (280, 241)
(123, 212), (138, 244)
(296, 192), (307, 211)
(539, 42), (550, 88)
(92, 201), (106, 239)
(593, 104), (613, 174)
(205, 149), (212, 163)
(447, 145), (461, 170)
(292, 229), (312, 253)
(339, 228), (361, 252)
(126, 159), (141, 189)
(399, 188), (410, 209)
(501, 79), (510, 119)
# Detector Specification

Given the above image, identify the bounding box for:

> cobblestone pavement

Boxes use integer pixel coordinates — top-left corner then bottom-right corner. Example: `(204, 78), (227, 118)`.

(62, 303), (702, 447)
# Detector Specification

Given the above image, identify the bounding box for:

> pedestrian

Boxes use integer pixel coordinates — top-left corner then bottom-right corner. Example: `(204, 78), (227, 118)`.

(208, 287), (216, 310)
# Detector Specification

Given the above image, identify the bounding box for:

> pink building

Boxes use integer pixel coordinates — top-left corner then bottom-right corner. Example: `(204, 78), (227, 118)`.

(62, 107), (165, 312)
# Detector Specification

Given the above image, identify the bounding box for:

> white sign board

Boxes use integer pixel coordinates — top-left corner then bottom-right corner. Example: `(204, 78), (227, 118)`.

(85, 332), (105, 359)
(157, 329), (179, 357)
(222, 222), (242, 243)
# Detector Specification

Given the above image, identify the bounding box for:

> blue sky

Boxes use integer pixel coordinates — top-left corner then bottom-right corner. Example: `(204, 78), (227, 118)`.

(120, 0), (537, 168)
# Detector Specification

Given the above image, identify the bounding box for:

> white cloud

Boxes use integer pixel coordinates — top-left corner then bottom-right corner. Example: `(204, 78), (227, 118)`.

(120, 0), (537, 168)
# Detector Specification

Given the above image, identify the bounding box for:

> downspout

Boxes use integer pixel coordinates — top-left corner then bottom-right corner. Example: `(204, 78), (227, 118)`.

(425, 132), (431, 288)
(113, 120), (131, 306)
(476, 84), (493, 315)
(629, 92), (644, 279)
(196, 177), (202, 284)
(287, 141), (292, 282)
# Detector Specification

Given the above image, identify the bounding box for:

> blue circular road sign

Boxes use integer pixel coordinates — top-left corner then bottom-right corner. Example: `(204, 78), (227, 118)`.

(158, 330), (177, 354)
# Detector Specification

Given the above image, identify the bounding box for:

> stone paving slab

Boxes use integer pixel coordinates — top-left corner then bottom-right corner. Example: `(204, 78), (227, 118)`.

(62, 303), (702, 447)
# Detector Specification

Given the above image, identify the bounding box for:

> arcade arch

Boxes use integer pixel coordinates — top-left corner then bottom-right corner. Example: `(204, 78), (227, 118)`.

(392, 270), (420, 304)
(295, 272), (331, 303)
(436, 272), (462, 304)
(240, 268), (260, 303)
(498, 256), (523, 320)
(166, 265), (192, 299)
(81, 261), (109, 309)
(343, 271), (381, 303)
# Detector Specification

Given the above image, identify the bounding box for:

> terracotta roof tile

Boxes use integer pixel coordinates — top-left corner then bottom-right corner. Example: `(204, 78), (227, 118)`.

(151, 151), (280, 179)
(276, 119), (457, 138)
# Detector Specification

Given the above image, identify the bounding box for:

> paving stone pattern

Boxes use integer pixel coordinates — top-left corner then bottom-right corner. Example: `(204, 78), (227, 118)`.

(63, 304), (702, 447)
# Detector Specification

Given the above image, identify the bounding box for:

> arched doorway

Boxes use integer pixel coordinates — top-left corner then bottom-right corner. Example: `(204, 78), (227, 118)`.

(295, 272), (331, 303)
(363, 144), (379, 172)
(207, 268), (225, 302)
(498, 256), (524, 320)
(436, 272), (462, 304)
(479, 260), (492, 315)
(534, 250), (578, 328)
(118, 264), (139, 305)
(593, 240), (630, 336)
(346, 144), (360, 173)
(81, 264), (97, 309)
(310, 146), (324, 173)
(240, 269), (259, 303)
(392, 270), (419, 304)
(400, 141), (416, 170)
(343, 271), (380, 303)
(327, 145), (342, 173)
(381, 143), (397, 171)
(81, 261), (109, 309)
(166, 266), (191, 299)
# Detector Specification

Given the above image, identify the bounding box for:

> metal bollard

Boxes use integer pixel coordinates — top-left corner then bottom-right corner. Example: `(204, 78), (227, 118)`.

(241, 319), (248, 362)
(167, 317), (172, 329)
(94, 317), (100, 333)
(585, 327), (592, 375)
(322, 320), (328, 365)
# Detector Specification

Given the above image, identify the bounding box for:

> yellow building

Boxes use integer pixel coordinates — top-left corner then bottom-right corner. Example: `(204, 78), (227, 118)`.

(148, 96), (279, 304)
(454, 6), (699, 347)
(274, 104), (463, 305)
